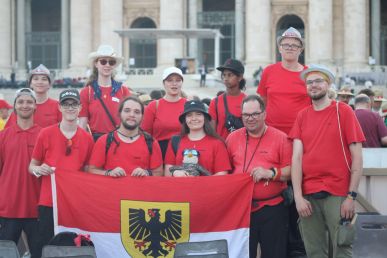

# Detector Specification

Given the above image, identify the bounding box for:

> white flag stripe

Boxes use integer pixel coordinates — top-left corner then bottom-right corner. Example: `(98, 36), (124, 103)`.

(58, 226), (249, 258)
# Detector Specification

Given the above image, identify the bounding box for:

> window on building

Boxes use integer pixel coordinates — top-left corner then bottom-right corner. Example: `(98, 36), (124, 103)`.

(27, 0), (61, 69)
(129, 17), (157, 68)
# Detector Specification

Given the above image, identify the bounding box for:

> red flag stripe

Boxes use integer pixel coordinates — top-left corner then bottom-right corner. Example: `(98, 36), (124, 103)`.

(55, 170), (253, 233)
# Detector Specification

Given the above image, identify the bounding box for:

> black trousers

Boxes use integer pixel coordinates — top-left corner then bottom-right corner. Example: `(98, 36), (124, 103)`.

(0, 217), (40, 258)
(37, 206), (54, 253)
(249, 203), (289, 258)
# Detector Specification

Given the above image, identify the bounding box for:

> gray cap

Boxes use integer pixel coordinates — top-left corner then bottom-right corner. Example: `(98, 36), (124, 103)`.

(277, 27), (305, 47)
(14, 88), (36, 104)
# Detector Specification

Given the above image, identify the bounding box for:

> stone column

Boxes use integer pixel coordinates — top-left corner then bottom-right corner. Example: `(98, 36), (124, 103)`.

(99, 0), (123, 58)
(371, 0), (381, 65)
(235, 0), (245, 61)
(17, 0), (25, 70)
(69, 0), (92, 74)
(308, 0), (332, 64)
(158, 0), (184, 68)
(61, 0), (70, 69)
(0, 0), (12, 71)
(344, 0), (367, 68)
(188, 0), (197, 61)
(245, 0), (271, 76)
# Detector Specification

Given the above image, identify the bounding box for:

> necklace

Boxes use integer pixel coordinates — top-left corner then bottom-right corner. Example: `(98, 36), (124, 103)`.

(242, 126), (267, 173)
(117, 130), (140, 140)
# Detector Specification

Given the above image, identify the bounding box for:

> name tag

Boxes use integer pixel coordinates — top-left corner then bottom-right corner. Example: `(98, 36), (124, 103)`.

(112, 97), (119, 102)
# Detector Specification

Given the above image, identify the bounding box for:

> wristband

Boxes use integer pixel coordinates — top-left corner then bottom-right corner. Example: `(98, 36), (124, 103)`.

(347, 191), (357, 200)
(105, 169), (112, 176)
(270, 167), (282, 181)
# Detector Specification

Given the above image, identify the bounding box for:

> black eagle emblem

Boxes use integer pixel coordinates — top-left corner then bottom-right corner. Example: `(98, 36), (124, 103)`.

(129, 208), (182, 257)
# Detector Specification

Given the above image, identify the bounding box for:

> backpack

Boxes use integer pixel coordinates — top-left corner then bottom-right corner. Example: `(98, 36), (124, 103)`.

(170, 135), (182, 156)
(215, 94), (244, 133)
(105, 130), (153, 155)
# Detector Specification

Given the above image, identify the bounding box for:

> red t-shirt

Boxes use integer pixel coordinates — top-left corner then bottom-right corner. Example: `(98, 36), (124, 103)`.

(89, 132), (163, 173)
(32, 125), (94, 207)
(0, 124), (41, 218)
(165, 135), (231, 174)
(354, 109), (387, 147)
(5, 98), (62, 129)
(141, 98), (186, 141)
(208, 93), (246, 139)
(226, 127), (292, 211)
(289, 101), (365, 196)
(79, 85), (131, 134)
(257, 62), (311, 134)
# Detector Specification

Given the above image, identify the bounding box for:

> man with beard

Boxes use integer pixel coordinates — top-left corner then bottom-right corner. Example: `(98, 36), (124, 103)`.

(88, 96), (163, 177)
(0, 88), (41, 258)
(226, 95), (292, 258)
(289, 65), (365, 258)
(29, 89), (94, 251)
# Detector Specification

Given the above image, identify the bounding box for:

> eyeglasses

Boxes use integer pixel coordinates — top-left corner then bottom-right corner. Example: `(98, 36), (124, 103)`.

(280, 43), (302, 50)
(61, 102), (80, 109)
(65, 139), (72, 156)
(241, 111), (264, 120)
(306, 78), (326, 86)
(98, 59), (116, 66)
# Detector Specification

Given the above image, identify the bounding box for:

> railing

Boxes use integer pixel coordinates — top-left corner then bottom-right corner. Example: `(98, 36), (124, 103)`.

(357, 149), (387, 214)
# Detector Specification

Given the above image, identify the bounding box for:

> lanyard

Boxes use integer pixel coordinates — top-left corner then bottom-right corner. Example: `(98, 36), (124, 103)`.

(242, 127), (267, 174)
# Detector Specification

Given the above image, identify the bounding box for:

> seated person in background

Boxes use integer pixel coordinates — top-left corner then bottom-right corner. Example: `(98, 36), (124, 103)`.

(354, 94), (387, 147)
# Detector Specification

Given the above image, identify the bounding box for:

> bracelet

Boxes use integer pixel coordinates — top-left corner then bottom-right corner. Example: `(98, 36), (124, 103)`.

(270, 167), (277, 179)
(270, 167), (282, 181)
(105, 169), (112, 176)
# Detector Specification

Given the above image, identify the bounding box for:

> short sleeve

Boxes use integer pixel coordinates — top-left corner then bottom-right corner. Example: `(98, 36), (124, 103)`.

(141, 100), (157, 135)
(89, 135), (108, 168)
(79, 86), (90, 118)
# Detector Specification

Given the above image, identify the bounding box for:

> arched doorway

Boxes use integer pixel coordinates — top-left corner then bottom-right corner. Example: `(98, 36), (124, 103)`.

(130, 17), (157, 68)
(276, 15), (305, 64)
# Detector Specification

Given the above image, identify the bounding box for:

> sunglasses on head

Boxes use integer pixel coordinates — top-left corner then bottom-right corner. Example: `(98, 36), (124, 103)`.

(98, 59), (116, 66)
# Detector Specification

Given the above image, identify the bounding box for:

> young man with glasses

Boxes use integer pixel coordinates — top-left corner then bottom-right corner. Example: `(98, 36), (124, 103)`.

(29, 89), (94, 251)
(0, 88), (41, 258)
(257, 27), (310, 257)
(226, 95), (292, 258)
(289, 65), (364, 258)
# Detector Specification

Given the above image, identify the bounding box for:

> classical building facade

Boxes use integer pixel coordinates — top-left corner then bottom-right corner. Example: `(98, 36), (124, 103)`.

(0, 0), (386, 80)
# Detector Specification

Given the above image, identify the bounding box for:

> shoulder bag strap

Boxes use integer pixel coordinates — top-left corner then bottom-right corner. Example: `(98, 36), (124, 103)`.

(92, 81), (117, 128)
(336, 101), (351, 172)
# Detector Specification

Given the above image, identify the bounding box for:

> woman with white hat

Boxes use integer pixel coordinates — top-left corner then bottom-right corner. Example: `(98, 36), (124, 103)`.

(5, 64), (61, 128)
(79, 45), (131, 141)
(141, 67), (187, 160)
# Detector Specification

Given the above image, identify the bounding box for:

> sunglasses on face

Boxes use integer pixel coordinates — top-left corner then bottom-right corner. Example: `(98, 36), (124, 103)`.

(98, 59), (116, 66)
(65, 139), (72, 156)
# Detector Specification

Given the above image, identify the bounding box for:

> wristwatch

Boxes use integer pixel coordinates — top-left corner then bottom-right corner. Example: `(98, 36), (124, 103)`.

(347, 191), (357, 200)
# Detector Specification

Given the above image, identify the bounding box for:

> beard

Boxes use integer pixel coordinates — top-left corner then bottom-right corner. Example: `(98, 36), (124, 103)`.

(309, 91), (327, 101)
(122, 120), (139, 130)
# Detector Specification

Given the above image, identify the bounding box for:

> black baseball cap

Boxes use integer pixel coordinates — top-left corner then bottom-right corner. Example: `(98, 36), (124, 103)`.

(59, 89), (80, 104)
(216, 58), (244, 74)
(179, 100), (211, 123)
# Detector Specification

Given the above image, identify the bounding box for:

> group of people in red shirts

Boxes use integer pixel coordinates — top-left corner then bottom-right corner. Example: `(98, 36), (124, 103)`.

(0, 27), (366, 258)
